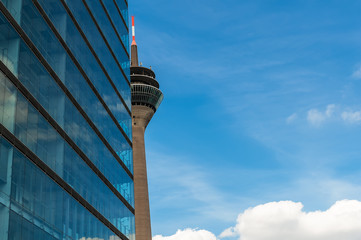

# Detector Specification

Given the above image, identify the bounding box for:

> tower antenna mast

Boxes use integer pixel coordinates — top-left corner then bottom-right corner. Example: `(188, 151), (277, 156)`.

(132, 16), (136, 45)
(131, 16), (139, 66)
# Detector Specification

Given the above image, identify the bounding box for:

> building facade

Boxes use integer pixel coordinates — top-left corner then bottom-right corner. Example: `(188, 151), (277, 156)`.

(0, 1), (134, 240)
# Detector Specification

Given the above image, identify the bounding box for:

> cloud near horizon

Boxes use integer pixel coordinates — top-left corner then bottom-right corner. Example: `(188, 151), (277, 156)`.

(221, 199), (361, 240)
(153, 200), (361, 240)
(153, 229), (217, 240)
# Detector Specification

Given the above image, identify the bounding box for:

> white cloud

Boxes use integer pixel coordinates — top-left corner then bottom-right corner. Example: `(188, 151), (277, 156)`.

(352, 65), (361, 79)
(307, 109), (326, 126)
(154, 200), (361, 240)
(302, 105), (361, 126)
(286, 113), (297, 124)
(307, 104), (335, 126)
(153, 229), (216, 240)
(220, 200), (361, 240)
(341, 110), (361, 124)
(219, 227), (237, 239)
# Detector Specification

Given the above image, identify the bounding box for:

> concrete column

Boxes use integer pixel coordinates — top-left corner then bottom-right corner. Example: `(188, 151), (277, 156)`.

(132, 105), (155, 240)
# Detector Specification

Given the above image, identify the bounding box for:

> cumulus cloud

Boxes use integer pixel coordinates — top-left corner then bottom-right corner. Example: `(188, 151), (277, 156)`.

(341, 110), (361, 124)
(219, 227), (237, 239)
(153, 229), (216, 240)
(154, 200), (361, 240)
(307, 104), (335, 126)
(220, 200), (361, 240)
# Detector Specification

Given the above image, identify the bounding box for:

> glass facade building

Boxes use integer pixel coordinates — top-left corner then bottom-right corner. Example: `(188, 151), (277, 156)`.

(0, 0), (134, 240)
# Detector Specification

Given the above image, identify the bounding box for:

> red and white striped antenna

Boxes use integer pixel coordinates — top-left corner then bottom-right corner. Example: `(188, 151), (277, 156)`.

(131, 16), (136, 45)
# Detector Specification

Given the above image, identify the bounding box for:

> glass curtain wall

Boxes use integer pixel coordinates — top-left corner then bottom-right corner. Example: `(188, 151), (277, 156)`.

(0, 0), (133, 239)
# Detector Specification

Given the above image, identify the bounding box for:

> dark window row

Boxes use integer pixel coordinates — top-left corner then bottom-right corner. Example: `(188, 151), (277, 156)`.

(132, 84), (164, 110)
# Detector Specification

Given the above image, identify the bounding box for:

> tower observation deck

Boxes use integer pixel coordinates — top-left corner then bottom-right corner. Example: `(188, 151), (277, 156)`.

(131, 66), (163, 112)
(130, 16), (163, 240)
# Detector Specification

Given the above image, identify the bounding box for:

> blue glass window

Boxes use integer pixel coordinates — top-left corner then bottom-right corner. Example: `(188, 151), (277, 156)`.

(0, 137), (135, 240)
(102, 0), (130, 54)
(60, 0), (131, 110)
(0, 5), (134, 179)
(0, 72), (135, 237)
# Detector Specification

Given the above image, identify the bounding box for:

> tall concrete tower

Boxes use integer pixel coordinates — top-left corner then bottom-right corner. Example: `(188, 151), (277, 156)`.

(130, 17), (163, 240)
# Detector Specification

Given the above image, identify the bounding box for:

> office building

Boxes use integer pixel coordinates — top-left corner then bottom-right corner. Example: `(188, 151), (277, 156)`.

(0, 1), (134, 240)
(130, 17), (163, 240)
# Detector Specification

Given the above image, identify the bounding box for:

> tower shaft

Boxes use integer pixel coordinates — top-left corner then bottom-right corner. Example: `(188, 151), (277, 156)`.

(132, 105), (155, 240)
(131, 44), (139, 67)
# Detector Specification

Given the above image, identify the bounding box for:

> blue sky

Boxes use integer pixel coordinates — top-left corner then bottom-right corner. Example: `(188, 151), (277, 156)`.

(129, 0), (361, 239)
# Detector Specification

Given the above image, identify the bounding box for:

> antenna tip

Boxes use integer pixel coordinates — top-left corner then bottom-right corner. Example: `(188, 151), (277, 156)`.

(131, 16), (136, 45)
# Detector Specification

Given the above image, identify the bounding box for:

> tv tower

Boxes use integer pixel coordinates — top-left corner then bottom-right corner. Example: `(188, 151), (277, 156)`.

(130, 16), (163, 240)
